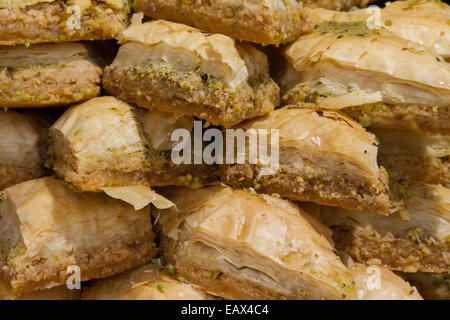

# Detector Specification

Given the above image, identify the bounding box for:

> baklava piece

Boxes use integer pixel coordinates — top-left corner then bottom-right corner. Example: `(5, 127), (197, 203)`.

(369, 128), (449, 217)
(281, 22), (450, 131)
(157, 185), (356, 300)
(134, 0), (303, 45)
(83, 265), (213, 300)
(320, 184), (450, 273)
(299, 0), (373, 10)
(372, 128), (449, 187)
(134, 0), (376, 45)
(49, 96), (215, 192)
(220, 108), (389, 215)
(16, 286), (81, 300)
(350, 263), (422, 300)
(1, 277), (80, 300)
(0, 43), (101, 108)
(0, 110), (48, 190)
(302, 0), (450, 59)
(0, 0), (130, 45)
(103, 20), (279, 127)
(0, 177), (156, 295)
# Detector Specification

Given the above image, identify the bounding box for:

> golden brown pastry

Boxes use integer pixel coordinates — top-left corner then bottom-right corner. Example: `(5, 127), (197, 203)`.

(156, 185), (357, 300)
(319, 184), (450, 273)
(103, 19), (279, 127)
(48, 96), (215, 192)
(0, 110), (49, 190)
(367, 128), (449, 221)
(349, 263), (422, 300)
(0, 177), (156, 295)
(0, 277), (81, 300)
(82, 265), (214, 300)
(281, 23), (450, 131)
(303, 0), (373, 10)
(302, 0), (450, 59)
(0, 0), (130, 45)
(220, 107), (389, 215)
(134, 0), (374, 45)
(134, 0), (303, 45)
(0, 43), (101, 108)
(371, 128), (449, 188)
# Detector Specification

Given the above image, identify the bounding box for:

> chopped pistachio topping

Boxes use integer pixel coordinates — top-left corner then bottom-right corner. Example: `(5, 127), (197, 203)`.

(358, 116), (372, 128)
(185, 174), (193, 183)
(407, 120), (422, 133)
(214, 81), (224, 90)
(156, 283), (165, 293)
(315, 21), (379, 38)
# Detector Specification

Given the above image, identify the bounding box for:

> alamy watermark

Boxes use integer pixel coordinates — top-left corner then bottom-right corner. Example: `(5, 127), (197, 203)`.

(366, 5), (382, 30)
(66, 5), (82, 31)
(66, 265), (81, 290)
(365, 266), (382, 290)
(170, 121), (280, 176)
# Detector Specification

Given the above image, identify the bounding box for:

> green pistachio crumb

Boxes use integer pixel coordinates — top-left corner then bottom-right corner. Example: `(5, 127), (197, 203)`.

(156, 283), (165, 293)
(316, 21), (379, 38)
(214, 81), (224, 90)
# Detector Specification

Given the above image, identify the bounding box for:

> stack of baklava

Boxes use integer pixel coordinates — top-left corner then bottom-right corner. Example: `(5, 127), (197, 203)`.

(0, 0), (448, 300)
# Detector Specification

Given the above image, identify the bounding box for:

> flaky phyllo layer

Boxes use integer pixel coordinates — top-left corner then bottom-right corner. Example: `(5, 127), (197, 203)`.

(117, 19), (254, 89)
(0, 0), (126, 8)
(302, 0), (450, 59)
(49, 96), (215, 192)
(157, 185), (356, 300)
(348, 262), (421, 300)
(320, 184), (450, 273)
(372, 128), (450, 187)
(134, 0), (303, 45)
(0, 43), (102, 107)
(220, 107), (389, 214)
(0, 111), (47, 189)
(346, 257), (423, 300)
(0, 177), (156, 295)
(281, 22), (450, 130)
(103, 19), (279, 127)
(0, 0), (130, 45)
(82, 265), (213, 300)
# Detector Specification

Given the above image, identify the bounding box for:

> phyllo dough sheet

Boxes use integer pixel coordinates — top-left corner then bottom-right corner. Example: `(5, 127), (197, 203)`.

(82, 264), (214, 300)
(0, 0), (131, 45)
(0, 42), (102, 108)
(49, 96), (216, 192)
(0, 177), (156, 295)
(103, 20), (279, 127)
(220, 107), (389, 215)
(281, 22), (450, 131)
(320, 184), (450, 273)
(156, 185), (357, 300)
(0, 110), (50, 190)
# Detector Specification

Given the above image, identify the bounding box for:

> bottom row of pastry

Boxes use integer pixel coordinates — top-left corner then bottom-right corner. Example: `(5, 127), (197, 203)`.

(1, 177), (447, 300)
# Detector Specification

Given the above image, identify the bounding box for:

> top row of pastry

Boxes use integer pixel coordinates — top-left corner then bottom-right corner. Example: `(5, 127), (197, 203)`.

(0, 0), (448, 49)
(1, 0), (449, 131)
